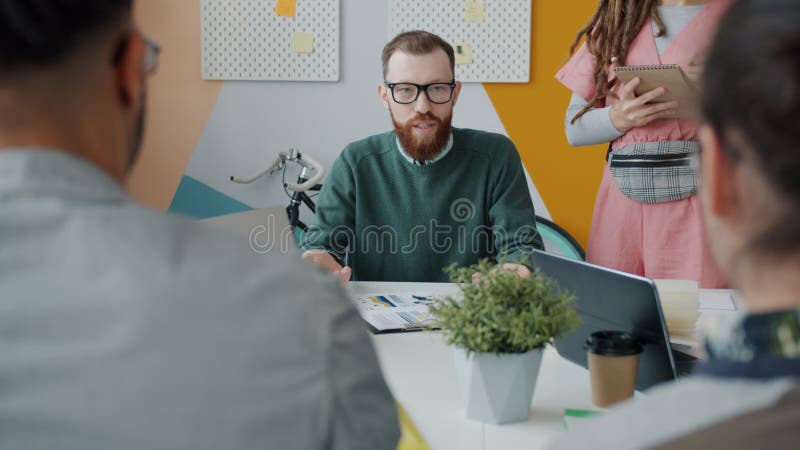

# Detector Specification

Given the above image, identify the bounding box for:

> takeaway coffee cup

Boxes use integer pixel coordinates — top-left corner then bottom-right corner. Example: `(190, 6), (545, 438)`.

(585, 331), (643, 408)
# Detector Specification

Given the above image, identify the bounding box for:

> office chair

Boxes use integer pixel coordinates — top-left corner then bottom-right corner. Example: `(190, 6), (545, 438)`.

(535, 215), (585, 261)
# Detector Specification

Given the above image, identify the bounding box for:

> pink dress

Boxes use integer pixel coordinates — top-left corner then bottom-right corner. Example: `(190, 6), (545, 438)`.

(556, 0), (730, 288)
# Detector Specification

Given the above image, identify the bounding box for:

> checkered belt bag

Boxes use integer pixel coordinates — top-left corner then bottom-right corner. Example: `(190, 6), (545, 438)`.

(608, 140), (700, 204)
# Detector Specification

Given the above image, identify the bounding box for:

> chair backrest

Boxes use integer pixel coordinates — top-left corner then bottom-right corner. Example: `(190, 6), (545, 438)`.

(535, 215), (585, 261)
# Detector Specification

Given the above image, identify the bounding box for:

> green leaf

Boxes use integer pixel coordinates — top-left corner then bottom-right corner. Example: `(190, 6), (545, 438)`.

(430, 257), (582, 354)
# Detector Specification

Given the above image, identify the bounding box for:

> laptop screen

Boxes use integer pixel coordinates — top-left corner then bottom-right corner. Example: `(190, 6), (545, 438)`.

(529, 250), (678, 391)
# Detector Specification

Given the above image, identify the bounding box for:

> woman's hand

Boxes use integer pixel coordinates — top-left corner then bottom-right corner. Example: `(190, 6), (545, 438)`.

(609, 77), (679, 132)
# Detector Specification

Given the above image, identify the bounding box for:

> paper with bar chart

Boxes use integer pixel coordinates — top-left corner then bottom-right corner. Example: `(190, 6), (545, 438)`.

(353, 293), (440, 333)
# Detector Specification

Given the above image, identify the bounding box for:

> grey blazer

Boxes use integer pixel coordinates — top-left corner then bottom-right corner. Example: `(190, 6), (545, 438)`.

(0, 149), (399, 450)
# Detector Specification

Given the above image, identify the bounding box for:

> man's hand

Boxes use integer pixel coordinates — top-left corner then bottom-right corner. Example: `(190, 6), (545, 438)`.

(471, 263), (531, 283)
(301, 250), (352, 285)
(499, 263), (531, 278)
(609, 77), (679, 132)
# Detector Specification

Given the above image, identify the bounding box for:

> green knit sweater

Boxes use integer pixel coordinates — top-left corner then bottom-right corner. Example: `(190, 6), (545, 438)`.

(299, 128), (543, 281)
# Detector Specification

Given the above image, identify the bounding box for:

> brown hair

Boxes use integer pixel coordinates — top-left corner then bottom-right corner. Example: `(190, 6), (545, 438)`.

(568, 0), (665, 123)
(382, 30), (455, 79)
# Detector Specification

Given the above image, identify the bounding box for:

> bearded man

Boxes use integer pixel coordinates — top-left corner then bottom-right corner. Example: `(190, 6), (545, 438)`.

(300, 31), (542, 283)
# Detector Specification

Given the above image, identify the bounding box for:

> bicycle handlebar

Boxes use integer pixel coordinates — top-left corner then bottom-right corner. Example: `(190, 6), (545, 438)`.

(229, 149), (325, 192)
(229, 154), (285, 184)
(285, 152), (325, 192)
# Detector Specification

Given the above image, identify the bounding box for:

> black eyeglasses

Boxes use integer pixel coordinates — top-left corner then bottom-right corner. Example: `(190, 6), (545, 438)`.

(112, 33), (161, 75)
(384, 81), (457, 104)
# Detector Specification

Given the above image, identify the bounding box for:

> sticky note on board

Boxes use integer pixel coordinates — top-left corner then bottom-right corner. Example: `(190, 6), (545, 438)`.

(276, 0), (296, 17)
(464, 1), (485, 23)
(293, 33), (314, 53)
(455, 44), (473, 65)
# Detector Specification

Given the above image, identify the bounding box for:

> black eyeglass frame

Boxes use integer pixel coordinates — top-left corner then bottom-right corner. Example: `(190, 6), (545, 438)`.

(384, 80), (457, 105)
(112, 32), (161, 75)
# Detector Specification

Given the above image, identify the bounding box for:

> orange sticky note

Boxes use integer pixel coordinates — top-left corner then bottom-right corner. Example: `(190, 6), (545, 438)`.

(276, 0), (296, 17)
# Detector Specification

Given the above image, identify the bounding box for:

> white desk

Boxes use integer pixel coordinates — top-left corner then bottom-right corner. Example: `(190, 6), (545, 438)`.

(349, 282), (595, 450)
(348, 282), (743, 450)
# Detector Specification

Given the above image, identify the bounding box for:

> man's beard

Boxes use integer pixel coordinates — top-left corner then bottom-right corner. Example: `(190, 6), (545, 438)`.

(391, 110), (452, 163)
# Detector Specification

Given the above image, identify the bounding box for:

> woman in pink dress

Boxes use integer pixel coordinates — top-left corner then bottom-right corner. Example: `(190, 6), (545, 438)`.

(556, 0), (730, 287)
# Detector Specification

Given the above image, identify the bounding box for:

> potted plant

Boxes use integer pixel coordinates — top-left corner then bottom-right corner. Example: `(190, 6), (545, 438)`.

(429, 258), (581, 424)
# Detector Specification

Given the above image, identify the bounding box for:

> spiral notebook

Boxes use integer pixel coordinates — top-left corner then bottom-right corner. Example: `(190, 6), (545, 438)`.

(614, 64), (698, 119)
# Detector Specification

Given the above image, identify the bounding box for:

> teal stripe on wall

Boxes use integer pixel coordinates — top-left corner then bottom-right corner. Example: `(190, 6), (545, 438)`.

(169, 175), (252, 219)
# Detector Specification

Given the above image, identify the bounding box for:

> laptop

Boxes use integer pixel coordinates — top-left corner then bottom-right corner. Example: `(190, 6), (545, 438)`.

(529, 250), (692, 391)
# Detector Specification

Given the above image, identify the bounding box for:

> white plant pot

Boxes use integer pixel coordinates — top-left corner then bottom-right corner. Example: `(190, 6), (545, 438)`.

(452, 347), (544, 424)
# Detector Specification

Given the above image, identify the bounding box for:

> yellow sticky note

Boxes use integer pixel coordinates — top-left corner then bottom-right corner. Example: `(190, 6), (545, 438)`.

(276, 0), (296, 17)
(464, 1), (485, 23)
(293, 33), (314, 53)
(454, 44), (473, 65)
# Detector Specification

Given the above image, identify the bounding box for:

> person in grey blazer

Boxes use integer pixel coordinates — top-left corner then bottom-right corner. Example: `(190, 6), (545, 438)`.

(0, 1), (399, 449)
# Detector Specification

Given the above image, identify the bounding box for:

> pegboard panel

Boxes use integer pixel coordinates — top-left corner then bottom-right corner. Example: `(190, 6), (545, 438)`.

(389, 0), (531, 83)
(201, 0), (339, 81)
